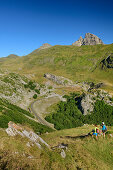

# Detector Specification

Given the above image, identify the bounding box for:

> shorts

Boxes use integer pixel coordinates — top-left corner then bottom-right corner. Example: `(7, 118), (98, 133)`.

(93, 133), (98, 136)
(102, 130), (106, 133)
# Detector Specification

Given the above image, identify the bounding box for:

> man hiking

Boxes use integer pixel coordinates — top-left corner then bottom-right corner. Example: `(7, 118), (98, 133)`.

(101, 122), (107, 138)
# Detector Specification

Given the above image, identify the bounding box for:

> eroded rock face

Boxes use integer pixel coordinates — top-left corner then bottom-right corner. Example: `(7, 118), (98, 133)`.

(83, 33), (103, 45)
(75, 89), (113, 115)
(44, 73), (74, 86)
(81, 94), (94, 115)
(101, 53), (113, 69)
(72, 33), (103, 46)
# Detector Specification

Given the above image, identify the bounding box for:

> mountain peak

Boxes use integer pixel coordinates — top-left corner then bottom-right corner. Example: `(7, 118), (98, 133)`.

(39, 43), (52, 50)
(7, 54), (19, 58)
(72, 33), (104, 46)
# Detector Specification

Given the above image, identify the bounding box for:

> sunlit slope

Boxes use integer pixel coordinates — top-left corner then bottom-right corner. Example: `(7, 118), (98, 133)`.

(0, 44), (113, 84)
(1, 125), (113, 169)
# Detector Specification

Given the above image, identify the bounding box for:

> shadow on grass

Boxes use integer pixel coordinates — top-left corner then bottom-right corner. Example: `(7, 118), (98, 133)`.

(65, 133), (91, 140)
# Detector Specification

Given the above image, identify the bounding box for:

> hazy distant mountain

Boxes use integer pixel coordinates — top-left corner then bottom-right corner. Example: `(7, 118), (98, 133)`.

(7, 54), (19, 58)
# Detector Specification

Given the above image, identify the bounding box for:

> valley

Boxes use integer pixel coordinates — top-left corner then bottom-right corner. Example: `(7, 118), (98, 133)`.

(0, 40), (113, 169)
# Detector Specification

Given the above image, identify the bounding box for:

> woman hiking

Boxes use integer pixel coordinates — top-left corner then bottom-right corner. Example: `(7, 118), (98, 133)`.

(92, 124), (99, 140)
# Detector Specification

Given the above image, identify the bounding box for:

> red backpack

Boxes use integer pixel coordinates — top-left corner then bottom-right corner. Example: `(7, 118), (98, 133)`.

(96, 128), (99, 133)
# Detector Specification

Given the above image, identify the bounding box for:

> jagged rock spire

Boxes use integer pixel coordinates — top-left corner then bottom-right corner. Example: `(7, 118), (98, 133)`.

(72, 33), (104, 46)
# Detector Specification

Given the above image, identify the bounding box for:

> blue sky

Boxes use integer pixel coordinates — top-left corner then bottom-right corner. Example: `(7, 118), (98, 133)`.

(0, 0), (113, 57)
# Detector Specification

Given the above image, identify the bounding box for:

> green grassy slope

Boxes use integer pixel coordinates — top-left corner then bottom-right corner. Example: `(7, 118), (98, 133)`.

(0, 98), (53, 134)
(0, 44), (113, 90)
(23, 44), (113, 82)
(1, 125), (113, 169)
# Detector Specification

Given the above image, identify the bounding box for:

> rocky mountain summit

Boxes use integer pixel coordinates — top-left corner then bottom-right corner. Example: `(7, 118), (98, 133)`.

(39, 43), (52, 50)
(7, 54), (19, 58)
(31, 43), (52, 54)
(72, 33), (104, 46)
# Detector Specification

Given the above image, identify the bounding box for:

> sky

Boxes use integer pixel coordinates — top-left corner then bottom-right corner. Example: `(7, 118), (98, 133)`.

(0, 0), (113, 57)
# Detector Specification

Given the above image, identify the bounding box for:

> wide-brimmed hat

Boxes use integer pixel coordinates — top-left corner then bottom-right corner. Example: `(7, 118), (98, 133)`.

(102, 122), (104, 125)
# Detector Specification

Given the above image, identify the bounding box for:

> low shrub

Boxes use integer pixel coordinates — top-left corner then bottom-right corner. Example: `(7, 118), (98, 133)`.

(33, 94), (37, 99)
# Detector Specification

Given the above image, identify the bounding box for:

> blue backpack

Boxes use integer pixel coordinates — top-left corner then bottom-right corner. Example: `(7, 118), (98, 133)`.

(105, 126), (107, 132)
(102, 125), (107, 131)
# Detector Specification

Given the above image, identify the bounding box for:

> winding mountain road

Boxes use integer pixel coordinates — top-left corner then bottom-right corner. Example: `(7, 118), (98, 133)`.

(30, 95), (62, 130)
(30, 100), (53, 128)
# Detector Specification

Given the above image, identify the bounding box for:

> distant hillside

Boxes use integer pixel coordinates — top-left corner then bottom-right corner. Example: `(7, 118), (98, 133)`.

(0, 41), (113, 170)
(0, 44), (113, 91)
(7, 54), (19, 58)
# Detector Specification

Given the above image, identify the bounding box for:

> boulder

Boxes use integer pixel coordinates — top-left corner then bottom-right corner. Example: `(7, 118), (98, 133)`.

(61, 149), (66, 158)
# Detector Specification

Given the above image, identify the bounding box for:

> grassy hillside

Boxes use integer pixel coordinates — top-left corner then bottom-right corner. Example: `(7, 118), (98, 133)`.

(0, 44), (113, 86)
(0, 125), (113, 169)
(0, 98), (53, 134)
(0, 44), (113, 169)
(22, 44), (113, 84)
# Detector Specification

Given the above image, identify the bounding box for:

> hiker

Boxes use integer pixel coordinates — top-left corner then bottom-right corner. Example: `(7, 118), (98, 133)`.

(101, 122), (107, 138)
(92, 124), (99, 140)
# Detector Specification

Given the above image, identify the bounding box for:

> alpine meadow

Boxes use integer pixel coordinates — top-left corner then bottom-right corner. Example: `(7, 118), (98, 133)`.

(0, 0), (113, 169)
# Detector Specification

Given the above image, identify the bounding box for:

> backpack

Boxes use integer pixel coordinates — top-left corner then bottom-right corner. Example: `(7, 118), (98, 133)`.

(92, 129), (95, 132)
(105, 126), (107, 132)
(102, 125), (107, 131)
(96, 128), (99, 133)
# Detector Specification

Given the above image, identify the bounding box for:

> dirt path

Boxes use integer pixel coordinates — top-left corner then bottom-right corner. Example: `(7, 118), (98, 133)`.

(33, 96), (60, 116)
(30, 94), (64, 130)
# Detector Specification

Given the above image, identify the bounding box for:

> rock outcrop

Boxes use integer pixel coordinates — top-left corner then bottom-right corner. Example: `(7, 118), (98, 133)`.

(39, 43), (52, 50)
(72, 36), (84, 46)
(100, 53), (113, 69)
(72, 33), (103, 46)
(6, 121), (50, 149)
(0, 72), (39, 109)
(44, 73), (75, 86)
(81, 93), (94, 115)
(76, 89), (113, 115)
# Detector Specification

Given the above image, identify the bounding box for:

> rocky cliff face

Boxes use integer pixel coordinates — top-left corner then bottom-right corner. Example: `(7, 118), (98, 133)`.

(101, 53), (113, 69)
(72, 33), (104, 46)
(76, 89), (113, 115)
